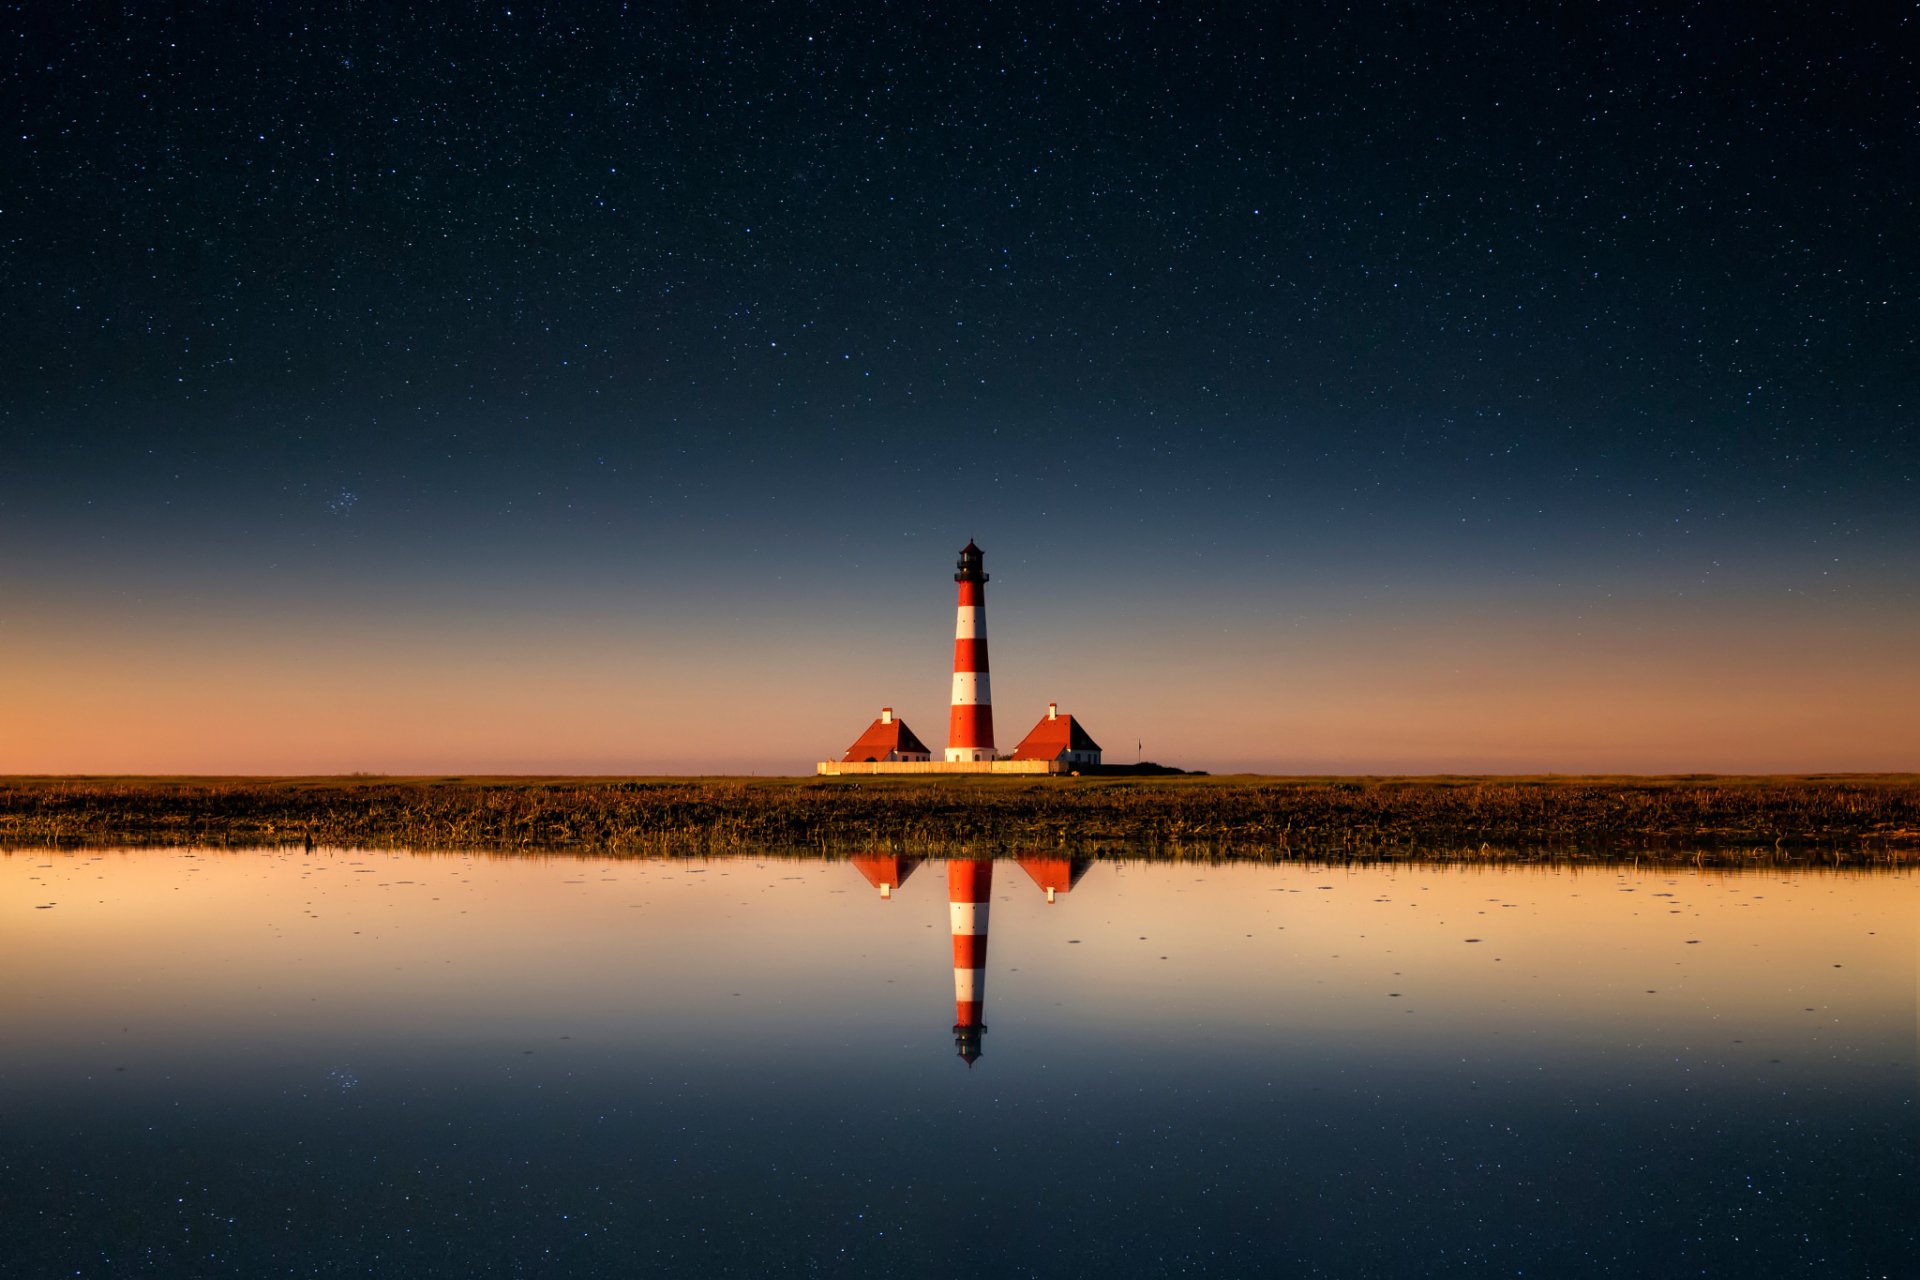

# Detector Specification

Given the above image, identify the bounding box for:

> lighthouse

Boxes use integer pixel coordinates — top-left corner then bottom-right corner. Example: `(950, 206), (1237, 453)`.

(948, 859), (992, 1066)
(947, 540), (996, 762)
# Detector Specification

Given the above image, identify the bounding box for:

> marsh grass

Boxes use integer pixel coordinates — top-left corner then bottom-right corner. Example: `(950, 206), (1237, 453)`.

(3, 774), (1915, 865)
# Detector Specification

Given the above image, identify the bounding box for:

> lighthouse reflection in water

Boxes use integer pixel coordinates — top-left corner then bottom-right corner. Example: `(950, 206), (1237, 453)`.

(4, 851), (1909, 1277)
(848, 853), (1093, 1067)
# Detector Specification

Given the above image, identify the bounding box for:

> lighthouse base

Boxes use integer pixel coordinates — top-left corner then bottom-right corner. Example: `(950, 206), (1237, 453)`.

(945, 747), (997, 763)
(815, 760), (1066, 776)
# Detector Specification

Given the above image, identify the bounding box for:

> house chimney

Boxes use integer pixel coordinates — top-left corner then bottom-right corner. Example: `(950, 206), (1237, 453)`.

(881, 707), (893, 724)
(1047, 702), (1058, 721)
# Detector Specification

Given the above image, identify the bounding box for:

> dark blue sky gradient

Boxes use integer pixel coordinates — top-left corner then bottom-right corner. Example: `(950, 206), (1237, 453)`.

(4, 3), (1914, 772)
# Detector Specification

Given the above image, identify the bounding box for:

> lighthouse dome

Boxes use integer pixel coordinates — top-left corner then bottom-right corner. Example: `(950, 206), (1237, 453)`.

(954, 540), (988, 583)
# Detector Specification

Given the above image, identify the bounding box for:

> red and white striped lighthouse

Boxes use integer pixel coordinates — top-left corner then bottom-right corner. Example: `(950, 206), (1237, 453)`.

(946, 540), (996, 762)
(948, 858), (992, 1066)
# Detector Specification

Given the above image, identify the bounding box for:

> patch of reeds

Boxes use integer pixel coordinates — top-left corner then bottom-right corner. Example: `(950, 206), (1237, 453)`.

(1, 774), (1915, 865)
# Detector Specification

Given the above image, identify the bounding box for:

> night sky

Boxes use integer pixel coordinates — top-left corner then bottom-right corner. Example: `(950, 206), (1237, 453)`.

(6, 3), (1915, 774)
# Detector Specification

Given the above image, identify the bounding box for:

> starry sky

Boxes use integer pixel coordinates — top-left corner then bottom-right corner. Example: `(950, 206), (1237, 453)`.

(4, 2), (1915, 774)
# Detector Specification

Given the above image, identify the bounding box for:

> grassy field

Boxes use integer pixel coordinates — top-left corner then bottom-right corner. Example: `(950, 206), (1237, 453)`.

(1, 774), (1915, 865)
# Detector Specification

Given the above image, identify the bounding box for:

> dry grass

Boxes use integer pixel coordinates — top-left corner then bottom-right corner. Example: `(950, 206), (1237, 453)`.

(2, 774), (1915, 865)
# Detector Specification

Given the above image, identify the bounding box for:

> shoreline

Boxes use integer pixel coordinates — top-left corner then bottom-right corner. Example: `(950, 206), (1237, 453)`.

(3, 775), (1915, 865)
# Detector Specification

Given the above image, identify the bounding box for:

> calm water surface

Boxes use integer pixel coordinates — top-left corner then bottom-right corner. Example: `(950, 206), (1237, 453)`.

(3, 850), (1912, 1277)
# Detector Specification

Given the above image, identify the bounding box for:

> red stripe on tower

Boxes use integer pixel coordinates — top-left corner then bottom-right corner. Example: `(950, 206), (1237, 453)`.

(946, 541), (997, 762)
(948, 859), (992, 1066)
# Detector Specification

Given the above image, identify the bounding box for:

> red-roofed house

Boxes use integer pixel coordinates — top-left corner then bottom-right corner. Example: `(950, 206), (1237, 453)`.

(1010, 703), (1102, 767)
(840, 707), (933, 763)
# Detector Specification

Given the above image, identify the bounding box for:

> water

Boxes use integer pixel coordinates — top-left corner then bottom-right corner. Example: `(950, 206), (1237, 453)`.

(3, 849), (1912, 1277)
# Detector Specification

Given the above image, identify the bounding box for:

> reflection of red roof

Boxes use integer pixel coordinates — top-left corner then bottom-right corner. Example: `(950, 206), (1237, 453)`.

(842, 715), (932, 762)
(1010, 712), (1102, 761)
(849, 854), (924, 894)
(1016, 856), (1092, 899)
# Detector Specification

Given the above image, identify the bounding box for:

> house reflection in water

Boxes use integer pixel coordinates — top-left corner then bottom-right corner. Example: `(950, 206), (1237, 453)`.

(849, 853), (1096, 1067)
(848, 854), (925, 900)
(1014, 854), (1093, 904)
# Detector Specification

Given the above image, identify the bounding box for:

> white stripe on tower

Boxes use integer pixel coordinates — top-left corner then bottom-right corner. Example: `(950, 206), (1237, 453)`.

(946, 541), (996, 762)
(949, 859), (992, 1066)
(950, 671), (991, 703)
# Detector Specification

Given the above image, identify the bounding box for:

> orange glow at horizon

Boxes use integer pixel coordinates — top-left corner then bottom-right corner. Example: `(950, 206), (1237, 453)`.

(4, 582), (1916, 775)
